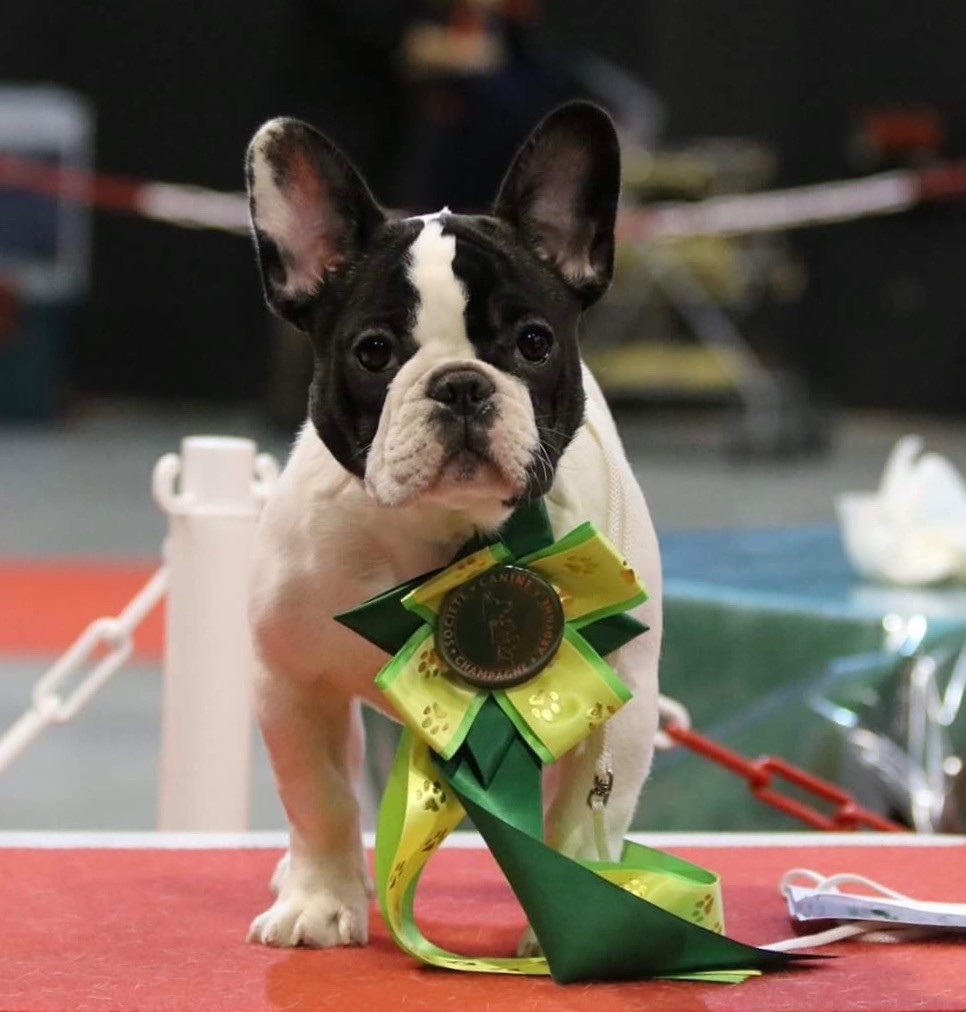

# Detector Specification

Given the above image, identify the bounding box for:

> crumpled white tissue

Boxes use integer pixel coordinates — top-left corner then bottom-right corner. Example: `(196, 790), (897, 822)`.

(837, 436), (966, 586)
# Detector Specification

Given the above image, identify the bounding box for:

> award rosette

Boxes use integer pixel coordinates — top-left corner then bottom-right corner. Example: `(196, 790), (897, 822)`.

(336, 501), (812, 984)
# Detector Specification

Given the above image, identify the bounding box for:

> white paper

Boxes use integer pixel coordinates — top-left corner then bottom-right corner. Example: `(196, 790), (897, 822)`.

(785, 883), (966, 930)
(838, 436), (966, 586)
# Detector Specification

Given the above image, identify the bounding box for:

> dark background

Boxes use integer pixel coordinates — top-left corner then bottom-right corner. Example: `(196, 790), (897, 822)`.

(3, 0), (965, 412)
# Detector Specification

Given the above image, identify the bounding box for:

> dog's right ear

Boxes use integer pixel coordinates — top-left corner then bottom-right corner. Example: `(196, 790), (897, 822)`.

(245, 118), (385, 330)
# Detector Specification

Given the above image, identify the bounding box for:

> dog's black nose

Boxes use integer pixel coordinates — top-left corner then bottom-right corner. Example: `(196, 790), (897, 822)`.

(427, 368), (495, 418)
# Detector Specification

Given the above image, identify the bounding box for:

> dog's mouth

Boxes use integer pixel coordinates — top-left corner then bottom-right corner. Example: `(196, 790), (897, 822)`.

(432, 444), (521, 496)
(429, 413), (509, 480)
(364, 373), (542, 511)
(442, 447), (489, 481)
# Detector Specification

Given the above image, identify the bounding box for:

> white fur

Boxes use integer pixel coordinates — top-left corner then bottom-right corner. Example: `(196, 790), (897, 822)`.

(246, 357), (662, 949)
(407, 213), (470, 355)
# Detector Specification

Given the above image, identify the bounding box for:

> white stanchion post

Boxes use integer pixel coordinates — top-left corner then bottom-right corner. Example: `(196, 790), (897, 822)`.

(152, 436), (277, 831)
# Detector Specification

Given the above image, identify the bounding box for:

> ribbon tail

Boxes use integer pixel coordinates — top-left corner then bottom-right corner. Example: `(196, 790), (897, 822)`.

(434, 702), (812, 984)
(375, 726), (548, 975)
(376, 703), (817, 983)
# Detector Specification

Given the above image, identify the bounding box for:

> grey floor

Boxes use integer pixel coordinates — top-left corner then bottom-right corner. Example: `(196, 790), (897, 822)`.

(1, 400), (963, 830)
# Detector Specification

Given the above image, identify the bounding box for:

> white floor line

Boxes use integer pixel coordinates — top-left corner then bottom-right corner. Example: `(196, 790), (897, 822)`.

(0, 829), (961, 850)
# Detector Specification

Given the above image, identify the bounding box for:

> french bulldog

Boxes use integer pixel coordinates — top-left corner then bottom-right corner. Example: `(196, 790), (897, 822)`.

(244, 101), (662, 950)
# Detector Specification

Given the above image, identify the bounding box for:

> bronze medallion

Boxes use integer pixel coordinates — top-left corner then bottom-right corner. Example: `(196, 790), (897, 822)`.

(435, 565), (564, 689)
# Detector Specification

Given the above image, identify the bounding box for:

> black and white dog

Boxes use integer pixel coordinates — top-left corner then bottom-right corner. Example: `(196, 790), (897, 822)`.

(244, 102), (662, 950)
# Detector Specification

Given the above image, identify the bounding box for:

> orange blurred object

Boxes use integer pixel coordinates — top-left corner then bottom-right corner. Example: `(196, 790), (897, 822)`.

(862, 107), (947, 157)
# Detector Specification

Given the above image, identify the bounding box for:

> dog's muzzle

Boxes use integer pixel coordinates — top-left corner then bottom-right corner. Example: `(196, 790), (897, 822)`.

(427, 366), (497, 456)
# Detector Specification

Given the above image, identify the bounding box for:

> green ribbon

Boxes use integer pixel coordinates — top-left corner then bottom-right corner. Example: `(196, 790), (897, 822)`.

(337, 500), (815, 984)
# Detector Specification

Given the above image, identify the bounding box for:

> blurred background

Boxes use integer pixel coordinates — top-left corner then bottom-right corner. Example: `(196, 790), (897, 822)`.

(0, 1), (963, 835)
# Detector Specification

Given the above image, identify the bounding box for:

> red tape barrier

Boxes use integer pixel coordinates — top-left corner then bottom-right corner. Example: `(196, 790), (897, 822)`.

(0, 154), (250, 234)
(5, 153), (966, 239)
(0, 153), (141, 214)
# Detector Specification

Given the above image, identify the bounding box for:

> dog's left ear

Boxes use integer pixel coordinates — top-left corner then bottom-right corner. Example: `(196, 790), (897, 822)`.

(493, 101), (621, 307)
(246, 117), (386, 329)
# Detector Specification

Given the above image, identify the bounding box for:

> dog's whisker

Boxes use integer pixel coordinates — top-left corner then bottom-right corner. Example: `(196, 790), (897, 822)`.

(349, 440), (374, 462)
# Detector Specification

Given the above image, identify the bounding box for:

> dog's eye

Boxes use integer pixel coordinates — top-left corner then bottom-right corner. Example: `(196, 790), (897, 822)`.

(516, 324), (554, 363)
(354, 333), (395, 372)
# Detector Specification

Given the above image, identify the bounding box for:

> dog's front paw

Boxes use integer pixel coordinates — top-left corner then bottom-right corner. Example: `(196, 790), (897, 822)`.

(248, 877), (369, 948)
(269, 851), (290, 896)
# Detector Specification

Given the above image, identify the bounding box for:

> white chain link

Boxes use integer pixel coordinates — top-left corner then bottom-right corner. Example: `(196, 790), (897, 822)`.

(0, 566), (168, 775)
(654, 694), (692, 751)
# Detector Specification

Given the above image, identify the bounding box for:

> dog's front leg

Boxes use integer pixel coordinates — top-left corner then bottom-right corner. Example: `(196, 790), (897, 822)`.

(544, 695), (658, 861)
(517, 637), (659, 957)
(248, 677), (370, 948)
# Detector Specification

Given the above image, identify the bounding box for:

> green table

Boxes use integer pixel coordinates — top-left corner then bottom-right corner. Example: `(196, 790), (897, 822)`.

(648, 526), (966, 830)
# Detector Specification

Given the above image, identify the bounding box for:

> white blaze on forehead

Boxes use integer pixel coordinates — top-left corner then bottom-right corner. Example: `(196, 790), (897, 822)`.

(406, 213), (473, 356)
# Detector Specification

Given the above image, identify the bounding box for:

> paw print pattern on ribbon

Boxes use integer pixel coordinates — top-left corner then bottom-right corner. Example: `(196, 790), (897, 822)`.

(563, 554), (599, 576)
(528, 689), (561, 723)
(415, 778), (447, 812)
(388, 859), (406, 890)
(421, 702), (450, 737)
(420, 828), (448, 853)
(438, 957), (526, 973)
(586, 700), (617, 731)
(621, 877), (650, 900)
(416, 645), (444, 680)
(691, 893), (715, 924)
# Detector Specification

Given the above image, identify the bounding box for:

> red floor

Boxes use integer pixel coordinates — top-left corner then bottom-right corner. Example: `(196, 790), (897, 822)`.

(0, 841), (963, 1012)
(0, 561), (161, 658)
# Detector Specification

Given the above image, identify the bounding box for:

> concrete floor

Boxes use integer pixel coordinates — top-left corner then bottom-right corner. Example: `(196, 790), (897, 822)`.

(0, 400), (963, 829)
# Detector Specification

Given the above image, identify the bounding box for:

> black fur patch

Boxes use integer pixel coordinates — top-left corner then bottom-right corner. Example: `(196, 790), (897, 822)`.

(305, 218), (422, 476)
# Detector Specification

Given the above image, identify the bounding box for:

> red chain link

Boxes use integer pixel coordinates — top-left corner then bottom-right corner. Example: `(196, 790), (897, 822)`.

(663, 723), (906, 832)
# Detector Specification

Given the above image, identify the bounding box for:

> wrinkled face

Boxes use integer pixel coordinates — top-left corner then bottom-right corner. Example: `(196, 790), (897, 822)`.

(246, 103), (620, 513)
(307, 211), (585, 508)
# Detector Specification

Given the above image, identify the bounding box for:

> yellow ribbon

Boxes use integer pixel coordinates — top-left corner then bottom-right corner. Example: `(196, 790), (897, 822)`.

(376, 529), (646, 764)
(376, 731), (746, 981)
(349, 508), (788, 984)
